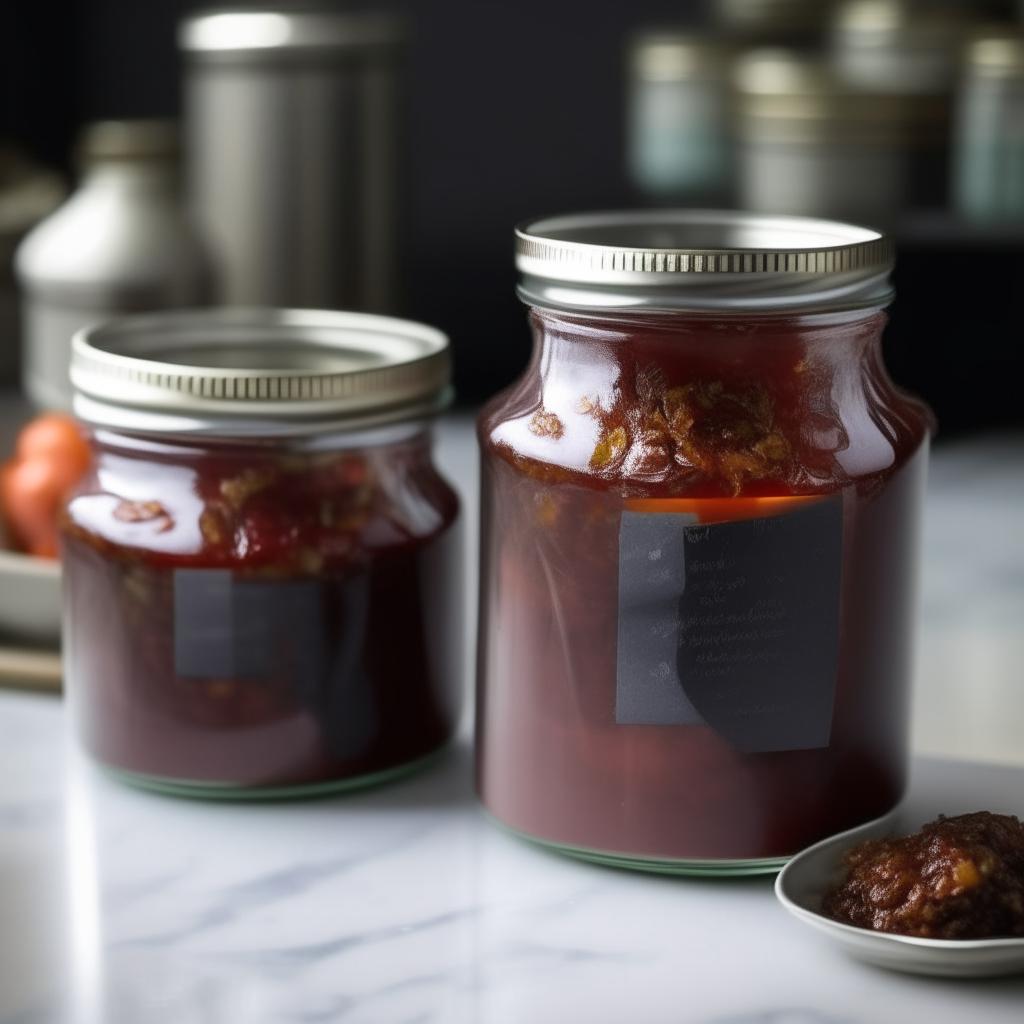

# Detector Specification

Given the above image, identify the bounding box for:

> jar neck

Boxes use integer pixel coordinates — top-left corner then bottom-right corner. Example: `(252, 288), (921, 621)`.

(87, 419), (434, 459)
(525, 304), (892, 376)
(484, 300), (931, 492)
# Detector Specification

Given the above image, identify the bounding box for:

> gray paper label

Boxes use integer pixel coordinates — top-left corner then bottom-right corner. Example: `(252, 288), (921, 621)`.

(173, 568), (320, 679)
(616, 497), (843, 753)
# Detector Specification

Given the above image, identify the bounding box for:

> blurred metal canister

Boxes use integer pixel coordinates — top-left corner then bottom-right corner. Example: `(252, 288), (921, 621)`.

(831, 0), (963, 206)
(15, 121), (210, 410)
(832, 1), (962, 95)
(954, 35), (1024, 221)
(713, 0), (830, 44)
(627, 32), (734, 204)
(180, 7), (404, 313)
(0, 148), (66, 385)
(735, 50), (911, 225)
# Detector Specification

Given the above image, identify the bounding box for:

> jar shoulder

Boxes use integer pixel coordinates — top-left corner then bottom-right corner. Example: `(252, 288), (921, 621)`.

(478, 347), (931, 498)
(62, 441), (459, 570)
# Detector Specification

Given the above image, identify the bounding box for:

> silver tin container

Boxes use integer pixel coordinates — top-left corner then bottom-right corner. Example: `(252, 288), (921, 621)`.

(734, 49), (941, 224)
(15, 121), (209, 410)
(180, 7), (404, 314)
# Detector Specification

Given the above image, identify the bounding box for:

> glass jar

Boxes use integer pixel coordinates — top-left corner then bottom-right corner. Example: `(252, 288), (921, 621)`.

(62, 309), (462, 797)
(626, 32), (735, 205)
(953, 35), (1024, 222)
(477, 210), (933, 874)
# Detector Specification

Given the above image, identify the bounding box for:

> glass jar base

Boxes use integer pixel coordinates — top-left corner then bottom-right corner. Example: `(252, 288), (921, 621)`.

(100, 746), (448, 802)
(492, 816), (788, 876)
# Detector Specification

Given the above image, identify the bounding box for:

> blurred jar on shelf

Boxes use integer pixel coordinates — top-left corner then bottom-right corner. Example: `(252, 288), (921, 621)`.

(831, 0), (968, 207)
(954, 35), (1024, 222)
(0, 147), (66, 386)
(713, 0), (830, 44)
(735, 49), (927, 225)
(627, 32), (735, 205)
(15, 121), (210, 411)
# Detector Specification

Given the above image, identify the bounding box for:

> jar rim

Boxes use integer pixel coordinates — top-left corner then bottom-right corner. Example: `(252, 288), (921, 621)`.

(516, 209), (894, 313)
(71, 307), (453, 437)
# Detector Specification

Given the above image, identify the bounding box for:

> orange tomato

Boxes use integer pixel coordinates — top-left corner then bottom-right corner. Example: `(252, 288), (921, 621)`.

(16, 413), (91, 482)
(1, 414), (91, 559)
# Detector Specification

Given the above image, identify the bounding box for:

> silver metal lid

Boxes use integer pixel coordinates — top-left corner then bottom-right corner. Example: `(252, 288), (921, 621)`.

(180, 7), (403, 62)
(70, 308), (452, 436)
(630, 32), (734, 82)
(967, 36), (1024, 78)
(735, 49), (943, 147)
(516, 210), (895, 313)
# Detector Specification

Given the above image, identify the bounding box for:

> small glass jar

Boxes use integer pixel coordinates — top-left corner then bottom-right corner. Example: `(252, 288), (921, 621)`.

(62, 309), (462, 797)
(477, 210), (933, 874)
(626, 32), (735, 205)
(953, 35), (1024, 222)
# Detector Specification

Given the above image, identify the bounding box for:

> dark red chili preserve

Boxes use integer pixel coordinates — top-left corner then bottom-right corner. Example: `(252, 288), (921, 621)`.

(63, 309), (462, 797)
(477, 211), (933, 873)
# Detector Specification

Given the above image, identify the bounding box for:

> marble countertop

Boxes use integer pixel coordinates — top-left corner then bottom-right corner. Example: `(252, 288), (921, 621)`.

(2, 418), (1023, 1024)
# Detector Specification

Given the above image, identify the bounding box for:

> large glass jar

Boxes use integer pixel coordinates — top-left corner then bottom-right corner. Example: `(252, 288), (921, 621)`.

(62, 309), (462, 797)
(477, 211), (933, 874)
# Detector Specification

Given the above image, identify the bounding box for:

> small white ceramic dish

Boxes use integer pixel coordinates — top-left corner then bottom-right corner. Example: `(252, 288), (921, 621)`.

(0, 548), (62, 643)
(776, 810), (1024, 978)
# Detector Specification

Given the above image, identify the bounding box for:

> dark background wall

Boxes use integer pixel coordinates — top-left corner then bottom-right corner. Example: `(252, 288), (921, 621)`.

(2, 0), (1021, 435)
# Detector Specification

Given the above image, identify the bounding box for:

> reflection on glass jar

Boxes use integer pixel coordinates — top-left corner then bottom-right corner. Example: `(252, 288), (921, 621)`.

(627, 32), (734, 205)
(62, 309), (462, 797)
(477, 211), (933, 873)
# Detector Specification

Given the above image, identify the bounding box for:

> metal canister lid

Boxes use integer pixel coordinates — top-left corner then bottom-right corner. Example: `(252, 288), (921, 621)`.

(70, 308), (452, 436)
(630, 32), (733, 82)
(966, 35), (1024, 78)
(515, 209), (894, 312)
(180, 6), (404, 62)
(735, 49), (925, 146)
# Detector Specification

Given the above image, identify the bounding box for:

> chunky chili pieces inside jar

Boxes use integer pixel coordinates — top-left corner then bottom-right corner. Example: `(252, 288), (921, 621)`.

(822, 812), (1024, 939)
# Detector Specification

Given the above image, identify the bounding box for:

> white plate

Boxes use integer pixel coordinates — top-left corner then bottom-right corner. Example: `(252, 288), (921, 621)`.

(776, 797), (1024, 978)
(0, 548), (61, 643)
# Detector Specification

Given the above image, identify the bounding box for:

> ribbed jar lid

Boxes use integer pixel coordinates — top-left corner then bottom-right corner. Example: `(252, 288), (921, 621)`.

(516, 210), (894, 313)
(70, 308), (451, 436)
(180, 6), (403, 61)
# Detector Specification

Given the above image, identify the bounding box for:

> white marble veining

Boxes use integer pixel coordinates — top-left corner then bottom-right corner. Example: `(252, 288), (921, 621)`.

(913, 434), (1024, 766)
(0, 422), (1023, 1023)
